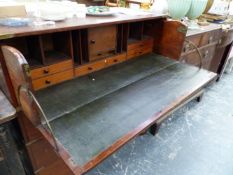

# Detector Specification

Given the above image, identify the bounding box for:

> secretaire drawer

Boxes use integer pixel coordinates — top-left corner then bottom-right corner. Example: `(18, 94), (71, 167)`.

(32, 69), (74, 90)
(75, 59), (106, 77)
(31, 60), (73, 80)
(127, 38), (154, 51)
(106, 53), (127, 66)
(127, 46), (153, 59)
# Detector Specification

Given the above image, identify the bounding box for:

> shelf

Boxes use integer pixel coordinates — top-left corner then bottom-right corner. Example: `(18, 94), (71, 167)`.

(44, 51), (71, 65)
(27, 57), (43, 69)
(40, 31), (73, 65)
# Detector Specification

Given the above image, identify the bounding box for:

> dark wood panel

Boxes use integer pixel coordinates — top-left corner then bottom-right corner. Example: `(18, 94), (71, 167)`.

(0, 14), (167, 39)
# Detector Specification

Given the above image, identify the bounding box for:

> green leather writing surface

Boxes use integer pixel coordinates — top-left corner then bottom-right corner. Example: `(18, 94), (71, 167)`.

(35, 53), (215, 166)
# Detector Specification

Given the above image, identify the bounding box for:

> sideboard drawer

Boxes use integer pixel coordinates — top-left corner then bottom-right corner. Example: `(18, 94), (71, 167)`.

(32, 69), (74, 90)
(75, 59), (106, 77)
(181, 45), (216, 68)
(31, 60), (73, 80)
(199, 30), (220, 47)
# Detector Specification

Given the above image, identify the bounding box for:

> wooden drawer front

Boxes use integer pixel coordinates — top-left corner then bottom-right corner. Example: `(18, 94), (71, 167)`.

(181, 45), (216, 69)
(183, 35), (201, 53)
(75, 59), (106, 77)
(127, 38), (154, 51)
(89, 50), (116, 61)
(106, 53), (127, 66)
(127, 46), (153, 59)
(88, 25), (117, 61)
(183, 30), (220, 54)
(31, 60), (73, 80)
(32, 69), (74, 90)
(199, 30), (220, 47)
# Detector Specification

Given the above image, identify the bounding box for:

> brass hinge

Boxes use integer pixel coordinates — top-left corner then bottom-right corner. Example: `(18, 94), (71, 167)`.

(177, 26), (188, 34)
(23, 64), (31, 77)
(0, 34), (14, 40)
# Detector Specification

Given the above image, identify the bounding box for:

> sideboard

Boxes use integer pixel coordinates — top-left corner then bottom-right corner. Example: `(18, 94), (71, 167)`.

(0, 13), (217, 175)
(180, 23), (233, 80)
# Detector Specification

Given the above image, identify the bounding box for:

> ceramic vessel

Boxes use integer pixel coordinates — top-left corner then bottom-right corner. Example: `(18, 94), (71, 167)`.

(204, 0), (214, 13)
(186, 0), (208, 20)
(167, 0), (192, 19)
(151, 0), (168, 14)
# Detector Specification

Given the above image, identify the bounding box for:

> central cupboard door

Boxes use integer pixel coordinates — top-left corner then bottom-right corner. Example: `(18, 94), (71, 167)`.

(88, 25), (117, 61)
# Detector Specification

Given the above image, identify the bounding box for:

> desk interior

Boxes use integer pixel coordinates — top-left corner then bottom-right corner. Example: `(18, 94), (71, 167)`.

(35, 54), (215, 166)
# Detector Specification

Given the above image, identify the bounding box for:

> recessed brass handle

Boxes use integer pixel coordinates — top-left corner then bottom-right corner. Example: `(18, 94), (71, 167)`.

(45, 80), (51, 84)
(183, 44), (190, 52)
(43, 69), (49, 74)
(208, 36), (213, 44)
(203, 50), (209, 59)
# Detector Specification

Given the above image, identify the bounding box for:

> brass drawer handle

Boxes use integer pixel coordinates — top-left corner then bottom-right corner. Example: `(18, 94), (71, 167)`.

(218, 39), (222, 45)
(97, 53), (102, 56)
(203, 50), (209, 59)
(45, 80), (51, 84)
(90, 40), (95, 44)
(43, 69), (49, 74)
(183, 44), (190, 52)
(113, 59), (118, 63)
(208, 36), (213, 44)
(88, 67), (93, 71)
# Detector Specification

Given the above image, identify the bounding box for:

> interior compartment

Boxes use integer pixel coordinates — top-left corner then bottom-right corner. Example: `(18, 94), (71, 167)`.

(128, 22), (144, 43)
(116, 24), (128, 53)
(72, 29), (90, 65)
(0, 36), (44, 68)
(40, 31), (73, 65)
(88, 25), (117, 61)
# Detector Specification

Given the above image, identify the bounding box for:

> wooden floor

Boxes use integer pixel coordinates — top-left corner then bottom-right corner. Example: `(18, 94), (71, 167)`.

(35, 54), (216, 167)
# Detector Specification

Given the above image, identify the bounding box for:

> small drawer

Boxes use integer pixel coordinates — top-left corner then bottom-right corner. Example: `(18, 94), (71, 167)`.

(106, 53), (127, 66)
(127, 47), (153, 59)
(75, 59), (106, 77)
(32, 69), (74, 90)
(89, 50), (116, 62)
(127, 38), (154, 51)
(31, 60), (73, 80)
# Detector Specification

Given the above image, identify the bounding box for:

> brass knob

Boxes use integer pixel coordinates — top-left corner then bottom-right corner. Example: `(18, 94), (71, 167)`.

(45, 80), (51, 84)
(43, 69), (49, 74)
(208, 36), (213, 44)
